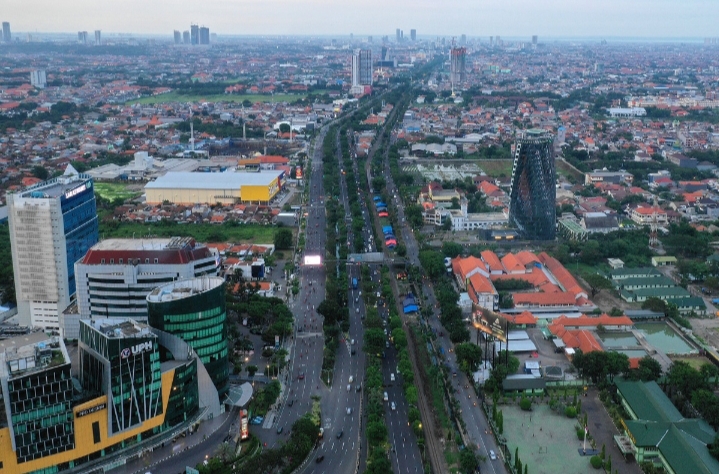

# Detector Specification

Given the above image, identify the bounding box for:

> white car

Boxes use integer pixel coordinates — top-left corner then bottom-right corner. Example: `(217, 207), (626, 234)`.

(489, 450), (497, 460)
(346, 407), (352, 415)
(391, 402), (396, 410)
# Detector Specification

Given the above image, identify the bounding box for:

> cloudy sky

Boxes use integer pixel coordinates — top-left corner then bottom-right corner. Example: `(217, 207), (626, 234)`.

(3, 0), (717, 38)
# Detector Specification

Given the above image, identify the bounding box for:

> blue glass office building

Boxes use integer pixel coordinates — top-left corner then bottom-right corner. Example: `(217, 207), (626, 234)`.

(8, 168), (99, 331)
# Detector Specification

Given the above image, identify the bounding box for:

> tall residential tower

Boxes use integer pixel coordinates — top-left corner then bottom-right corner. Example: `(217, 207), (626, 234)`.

(2, 22), (10, 42)
(508, 130), (556, 240)
(450, 47), (467, 91)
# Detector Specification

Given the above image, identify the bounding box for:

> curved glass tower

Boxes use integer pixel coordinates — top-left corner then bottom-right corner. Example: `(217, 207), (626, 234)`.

(509, 130), (556, 240)
(147, 277), (229, 397)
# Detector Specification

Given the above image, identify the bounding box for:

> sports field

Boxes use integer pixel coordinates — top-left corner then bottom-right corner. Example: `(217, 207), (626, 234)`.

(476, 159), (513, 178)
(502, 403), (593, 474)
(127, 92), (306, 105)
(94, 182), (143, 201)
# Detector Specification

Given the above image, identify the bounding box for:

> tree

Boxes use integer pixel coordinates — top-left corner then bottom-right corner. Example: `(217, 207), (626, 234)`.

(455, 342), (483, 373)
(637, 356), (663, 381)
(520, 397), (532, 411)
(496, 350), (520, 374)
(366, 421), (388, 447)
(364, 328), (386, 355)
(642, 297), (668, 314)
(274, 228), (293, 249)
(247, 365), (258, 377)
(692, 389), (719, 429)
(590, 455), (603, 469)
(605, 352), (630, 382)
(459, 449), (478, 474)
(419, 250), (446, 279)
(583, 273), (613, 298)
(667, 360), (707, 400)
(442, 241), (463, 259)
(31, 165), (49, 180)
(279, 123), (291, 134)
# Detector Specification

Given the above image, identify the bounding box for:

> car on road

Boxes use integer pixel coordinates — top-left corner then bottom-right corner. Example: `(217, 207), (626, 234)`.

(298, 371), (305, 380)
(383, 391), (388, 402)
(489, 450), (497, 460)
(346, 407), (352, 415)
(390, 373), (395, 382)
(316, 455), (325, 463)
(391, 402), (396, 410)
(336, 430), (343, 439)
(276, 426), (284, 434)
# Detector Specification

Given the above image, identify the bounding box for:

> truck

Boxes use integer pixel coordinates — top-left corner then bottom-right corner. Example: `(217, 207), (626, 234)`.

(352, 277), (358, 290)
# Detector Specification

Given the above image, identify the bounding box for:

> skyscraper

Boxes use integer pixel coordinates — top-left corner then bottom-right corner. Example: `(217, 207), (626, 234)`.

(173, 30), (181, 44)
(532, 35), (538, 45)
(183, 30), (190, 44)
(460, 34), (467, 45)
(2, 22), (11, 42)
(190, 24), (199, 45)
(396, 28), (401, 42)
(30, 69), (47, 88)
(508, 130), (556, 240)
(199, 26), (210, 45)
(410, 29), (416, 41)
(94, 30), (101, 46)
(351, 49), (372, 87)
(450, 47), (467, 90)
(8, 167), (99, 332)
(78, 30), (88, 44)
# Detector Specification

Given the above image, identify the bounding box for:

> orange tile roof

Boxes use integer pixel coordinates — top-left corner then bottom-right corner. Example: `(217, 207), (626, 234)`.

(468, 273), (496, 296)
(537, 252), (586, 299)
(452, 256), (487, 281)
(515, 251), (540, 267)
(513, 292), (577, 306)
(480, 250), (502, 271)
(550, 314), (633, 328)
(501, 253), (525, 273)
(549, 325), (603, 353)
(502, 310), (538, 325)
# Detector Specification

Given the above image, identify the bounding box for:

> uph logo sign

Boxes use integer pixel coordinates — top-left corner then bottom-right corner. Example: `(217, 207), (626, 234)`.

(121, 341), (153, 359)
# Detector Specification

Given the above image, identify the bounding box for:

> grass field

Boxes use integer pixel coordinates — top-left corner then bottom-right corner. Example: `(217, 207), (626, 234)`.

(503, 403), (592, 474)
(127, 92), (307, 105)
(476, 159), (513, 178)
(669, 355), (714, 370)
(94, 183), (142, 202)
(99, 221), (281, 244)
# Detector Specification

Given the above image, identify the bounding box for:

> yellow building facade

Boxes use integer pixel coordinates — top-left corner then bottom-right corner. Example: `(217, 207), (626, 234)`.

(144, 171), (282, 205)
(0, 370), (175, 474)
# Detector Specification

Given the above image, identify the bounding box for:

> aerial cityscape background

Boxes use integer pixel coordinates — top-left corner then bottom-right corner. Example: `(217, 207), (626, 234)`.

(3, 6), (719, 474)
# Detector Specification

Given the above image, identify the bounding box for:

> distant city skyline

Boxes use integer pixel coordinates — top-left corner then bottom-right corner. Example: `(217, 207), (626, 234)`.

(2, 0), (717, 38)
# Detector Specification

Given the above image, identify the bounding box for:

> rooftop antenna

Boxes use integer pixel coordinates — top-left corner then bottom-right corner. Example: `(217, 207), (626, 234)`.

(649, 195), (659, 248)
(189, 108), (195, 152)
(241, 105), (246, 140)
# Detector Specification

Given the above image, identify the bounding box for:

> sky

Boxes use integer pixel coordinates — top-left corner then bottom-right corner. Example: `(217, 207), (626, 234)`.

(4, 0), (718, 39)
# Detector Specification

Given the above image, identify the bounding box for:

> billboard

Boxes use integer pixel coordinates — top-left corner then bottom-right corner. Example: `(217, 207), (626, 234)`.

(240, 409), (249, 440)
(295, 166), (303, 179)
(472, 306), (508, 342)
(304, 255), (322, 266)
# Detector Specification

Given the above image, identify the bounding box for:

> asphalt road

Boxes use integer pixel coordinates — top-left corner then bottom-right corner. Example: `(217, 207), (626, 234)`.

(379, 133), (508, 474)
(284, 125), (366, 474)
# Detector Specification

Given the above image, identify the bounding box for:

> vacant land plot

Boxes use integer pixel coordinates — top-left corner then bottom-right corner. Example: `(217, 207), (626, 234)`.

(476, 159), (513, 178)
(127, 92), (305, 105)
(94, 183), (143, 202)
(502, 403), (592, 474)
(99, 221), (280, 244)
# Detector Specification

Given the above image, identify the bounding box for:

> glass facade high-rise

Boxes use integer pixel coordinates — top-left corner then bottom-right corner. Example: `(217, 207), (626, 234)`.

(199, 27), (210, 45)
(147, 277), (229, 398)
(508, 130), (556, 240)
(190, 24), (199, 45)
(0, 333), (75, 465)
(351, 49), (372, 87)
(450, 47), (467, 89)
(79, 319), (163, 435)
(8, 169), (99, 332)
(2, 22), (11, 42)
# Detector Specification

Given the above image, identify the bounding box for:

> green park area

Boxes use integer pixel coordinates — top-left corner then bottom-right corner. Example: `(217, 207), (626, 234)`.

(127, 92), (306, 105)
(477, 159), (513, 178)
(502, 403), (591, 474)
(98, 220), (282, 245)
(94, 183), (142, 202)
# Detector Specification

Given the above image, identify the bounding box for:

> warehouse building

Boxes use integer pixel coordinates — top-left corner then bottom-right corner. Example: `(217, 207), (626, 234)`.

(144, 170), (284, 205)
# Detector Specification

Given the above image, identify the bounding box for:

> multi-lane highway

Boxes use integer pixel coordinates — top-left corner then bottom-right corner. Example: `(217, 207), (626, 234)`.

(378, 129), (507, 474)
